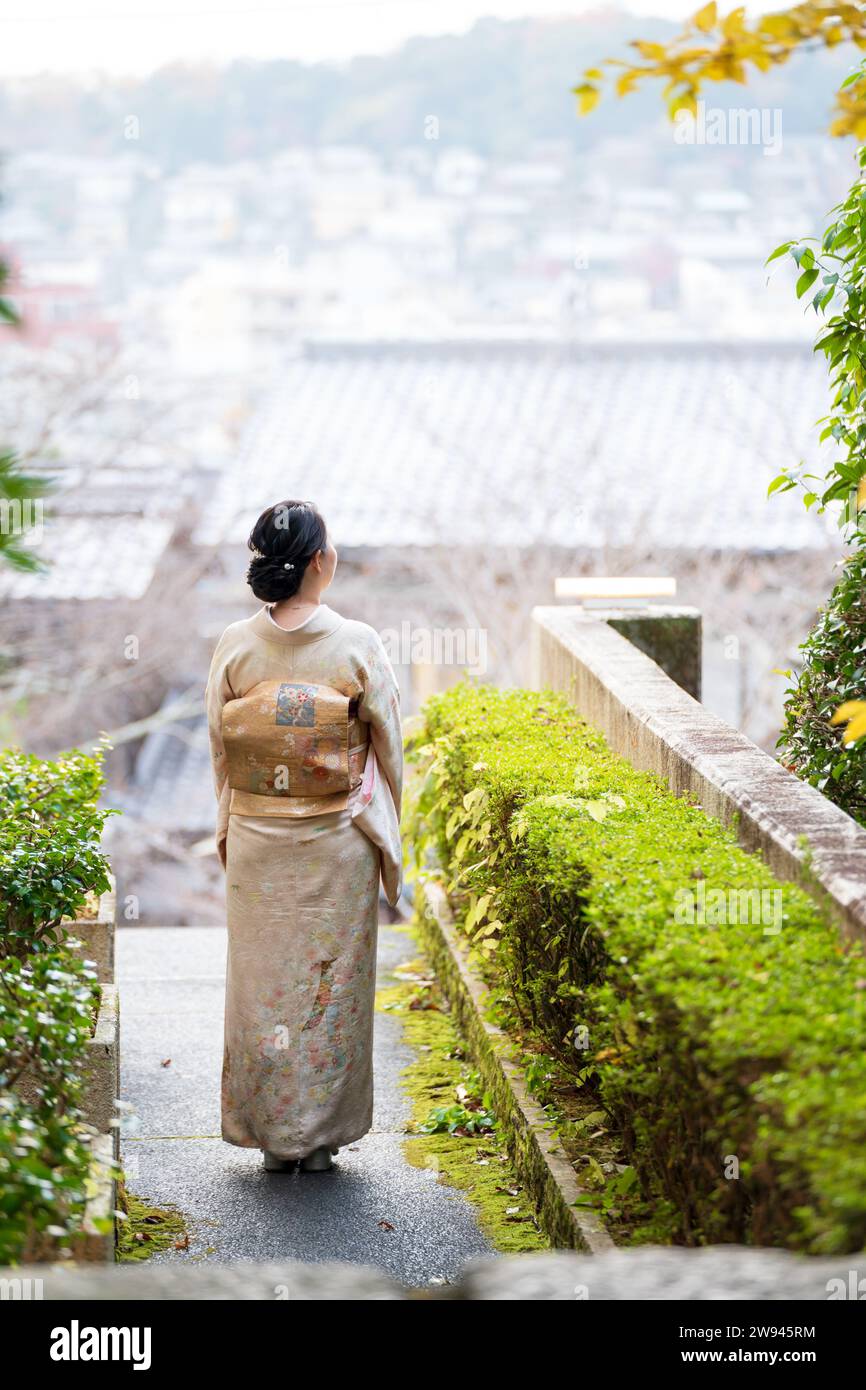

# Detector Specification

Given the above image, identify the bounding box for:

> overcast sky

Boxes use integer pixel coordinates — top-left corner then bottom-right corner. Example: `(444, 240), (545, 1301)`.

(0, 1), (704, 77)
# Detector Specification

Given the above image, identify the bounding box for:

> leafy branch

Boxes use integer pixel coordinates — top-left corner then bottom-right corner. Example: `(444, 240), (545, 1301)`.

(576, 2), (866, 134)
(765, 133), (866, 523)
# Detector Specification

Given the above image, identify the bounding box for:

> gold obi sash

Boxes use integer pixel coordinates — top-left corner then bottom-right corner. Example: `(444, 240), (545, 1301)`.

(222, 680), (368, 819)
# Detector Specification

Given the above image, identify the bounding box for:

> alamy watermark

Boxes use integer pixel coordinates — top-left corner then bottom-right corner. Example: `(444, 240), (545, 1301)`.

(380, 621), (487, 676)
(826, 1270), (866, 1300)
(0, 497), (44, 544)
(674, 881), (783, 936)
(674, 100), (782, 158)
(0, 1276), (44, 1300)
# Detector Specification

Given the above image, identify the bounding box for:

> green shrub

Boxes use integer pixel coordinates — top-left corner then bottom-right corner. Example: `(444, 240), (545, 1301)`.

(408, 683), (866, 1253)
(0, 745), (113, 960)
(0, 746), (107, 821)
(778, 537), (866, 827)
(0, 744), (115, 1260)
(0, 949), (97, 1264)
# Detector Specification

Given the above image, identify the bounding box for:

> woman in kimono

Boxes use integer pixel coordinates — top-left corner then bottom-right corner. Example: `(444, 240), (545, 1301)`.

(205, 500), (402, 1173)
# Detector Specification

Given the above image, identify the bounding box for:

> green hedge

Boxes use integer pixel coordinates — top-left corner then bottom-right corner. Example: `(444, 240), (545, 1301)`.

(0, 951), (97, 1264)
(0, 745), (113, 1263)
(0, 746), (113, 961)
(408, 684), (866, 1254)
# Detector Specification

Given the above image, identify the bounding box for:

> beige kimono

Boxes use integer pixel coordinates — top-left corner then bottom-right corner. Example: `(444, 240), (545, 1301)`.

(205, 604), (402, 1159)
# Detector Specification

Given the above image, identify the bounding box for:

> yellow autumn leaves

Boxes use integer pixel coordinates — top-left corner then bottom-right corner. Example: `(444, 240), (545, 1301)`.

(575, 2), (866, 135)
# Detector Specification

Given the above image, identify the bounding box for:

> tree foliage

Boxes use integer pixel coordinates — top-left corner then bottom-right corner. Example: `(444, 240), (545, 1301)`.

(576, 2), (866, 136)
(765, 136), (866, 521)
(778, 535), (866, 822)
(0, 450), (52, 575)
(0, 263), (17, 327)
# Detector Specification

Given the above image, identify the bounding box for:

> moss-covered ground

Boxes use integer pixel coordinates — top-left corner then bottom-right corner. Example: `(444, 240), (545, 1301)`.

(115, 1180), (190, 1262)
(376, 925), (548, 1255)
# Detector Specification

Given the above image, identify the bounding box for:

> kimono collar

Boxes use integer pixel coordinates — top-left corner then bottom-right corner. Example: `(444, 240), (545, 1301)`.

(250, 603), (344, 647)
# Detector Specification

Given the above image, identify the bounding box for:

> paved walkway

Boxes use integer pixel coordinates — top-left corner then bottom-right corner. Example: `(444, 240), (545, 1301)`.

(117, 924), (493, 1286)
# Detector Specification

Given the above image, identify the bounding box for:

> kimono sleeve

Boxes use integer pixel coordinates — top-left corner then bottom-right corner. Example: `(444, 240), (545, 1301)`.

(357, 629), (403, 818)
(204, 629), (235, 869)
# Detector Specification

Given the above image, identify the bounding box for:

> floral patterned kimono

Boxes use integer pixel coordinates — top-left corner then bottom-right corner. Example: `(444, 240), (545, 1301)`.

(205, 603), (402, 1160)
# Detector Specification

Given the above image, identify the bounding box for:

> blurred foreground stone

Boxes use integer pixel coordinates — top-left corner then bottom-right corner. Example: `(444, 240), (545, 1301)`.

(4, 1249), (860, 1300)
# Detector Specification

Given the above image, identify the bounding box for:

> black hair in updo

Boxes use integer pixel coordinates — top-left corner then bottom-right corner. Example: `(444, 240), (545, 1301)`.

(246, 500), (328, 602)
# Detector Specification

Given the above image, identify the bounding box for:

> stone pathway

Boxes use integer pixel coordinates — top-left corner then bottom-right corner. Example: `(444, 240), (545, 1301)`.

(117, 924), (493, 1286)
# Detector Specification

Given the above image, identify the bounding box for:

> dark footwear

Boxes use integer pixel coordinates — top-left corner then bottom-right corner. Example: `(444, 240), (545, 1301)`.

(263, 1151), (296, 1172)
(300, 1146), (333, 1172)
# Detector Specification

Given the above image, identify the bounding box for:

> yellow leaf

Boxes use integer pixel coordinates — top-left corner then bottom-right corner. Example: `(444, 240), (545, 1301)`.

(693, 2), (717, 34)
(831, 701), (866, 725)
(844, 713), (866, 744)
(632, 40), (667, 59)
(721, 7), (746, 38)
(670, 90), (698, 117)
(758, 14), (796, 39)
(858, 476), (866, 511)
(577, 85), (601, 115)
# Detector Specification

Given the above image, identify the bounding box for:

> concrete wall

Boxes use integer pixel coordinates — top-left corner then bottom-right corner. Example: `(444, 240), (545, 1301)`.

(531, 605), (866, 943)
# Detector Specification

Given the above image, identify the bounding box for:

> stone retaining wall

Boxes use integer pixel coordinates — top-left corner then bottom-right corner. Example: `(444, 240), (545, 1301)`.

(531, 606), (866, 943)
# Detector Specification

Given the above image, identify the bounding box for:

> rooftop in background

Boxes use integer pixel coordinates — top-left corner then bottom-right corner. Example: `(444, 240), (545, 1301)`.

(195, 339), (837, 554)
(0, 516), (175, 601)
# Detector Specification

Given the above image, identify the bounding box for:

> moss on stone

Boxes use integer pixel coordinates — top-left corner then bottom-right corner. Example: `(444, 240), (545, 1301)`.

(376, 931), (548, 1255)
(606, 612), (701, 699)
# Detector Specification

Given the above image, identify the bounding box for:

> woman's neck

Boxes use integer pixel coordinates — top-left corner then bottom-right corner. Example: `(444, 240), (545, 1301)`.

(269, 594), (322, 631)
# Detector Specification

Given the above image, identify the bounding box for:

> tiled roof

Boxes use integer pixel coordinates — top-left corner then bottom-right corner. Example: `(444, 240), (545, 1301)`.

(0, 516), (175, 600)
(195, 342), (838, 554)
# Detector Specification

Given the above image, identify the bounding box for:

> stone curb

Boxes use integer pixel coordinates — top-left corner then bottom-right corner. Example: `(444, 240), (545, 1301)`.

(70, 1133), (118, 1265)
(84, 983), (120, 1161)
(417, 877), (613, 1254)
